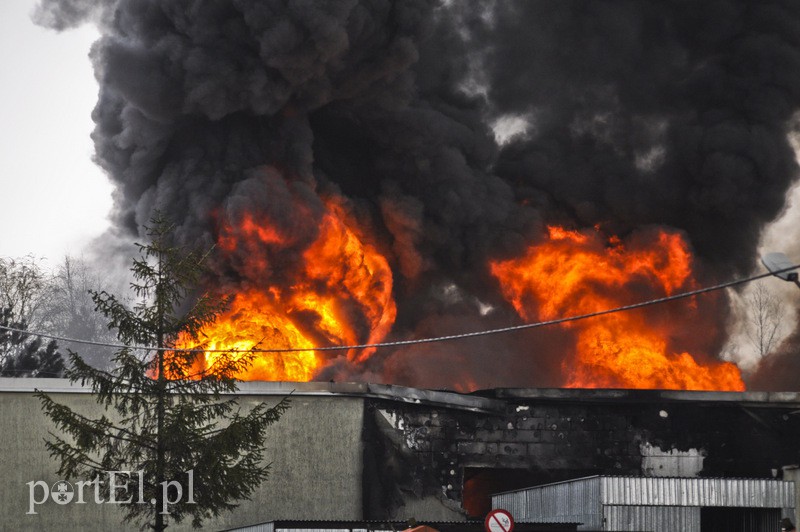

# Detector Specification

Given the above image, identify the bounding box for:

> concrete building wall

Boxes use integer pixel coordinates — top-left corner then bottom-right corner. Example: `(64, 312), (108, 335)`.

(1, 384), (365, 531)
(3, 379), (800, 529)
(370, 389), (800, 518)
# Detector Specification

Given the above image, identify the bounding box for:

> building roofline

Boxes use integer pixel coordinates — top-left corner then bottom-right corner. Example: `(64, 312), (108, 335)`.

(6, 378), (800, 412)
(492, 474), (796, 498)
(485, 387), (800, 406)
(0, 378), (506, 414)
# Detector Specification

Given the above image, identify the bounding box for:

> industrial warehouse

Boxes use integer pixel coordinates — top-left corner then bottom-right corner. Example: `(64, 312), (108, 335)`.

(6, 0), (800, 531)
(7, 378), (800, 531)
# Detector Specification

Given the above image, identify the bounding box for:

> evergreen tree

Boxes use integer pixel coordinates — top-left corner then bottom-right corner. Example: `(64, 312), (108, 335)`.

(37, 217), (289, 531)
(0, 307), (65, 377)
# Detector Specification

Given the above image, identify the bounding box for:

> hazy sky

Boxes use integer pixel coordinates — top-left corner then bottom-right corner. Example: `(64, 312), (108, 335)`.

(0, 0), (111, 266)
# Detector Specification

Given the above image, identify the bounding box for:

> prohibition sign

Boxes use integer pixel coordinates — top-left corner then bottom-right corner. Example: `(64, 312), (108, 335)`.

(485, 508), (514, 532)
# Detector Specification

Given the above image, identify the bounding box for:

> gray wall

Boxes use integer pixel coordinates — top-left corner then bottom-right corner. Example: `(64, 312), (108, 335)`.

(1, 389), (365, 531)
(6, 380), (800, 529)
(603, 505), (698, 532)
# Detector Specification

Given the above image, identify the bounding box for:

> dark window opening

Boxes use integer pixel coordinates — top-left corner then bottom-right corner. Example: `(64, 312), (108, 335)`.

(462, 467), (598, 518)
(701, 507), (780, 532)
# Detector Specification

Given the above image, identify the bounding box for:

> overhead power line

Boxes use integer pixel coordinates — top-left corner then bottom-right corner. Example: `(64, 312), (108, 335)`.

(0, 265), (796, 354)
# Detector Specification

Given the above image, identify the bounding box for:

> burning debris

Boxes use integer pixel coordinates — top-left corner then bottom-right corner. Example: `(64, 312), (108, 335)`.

(33, 0), (800, 390)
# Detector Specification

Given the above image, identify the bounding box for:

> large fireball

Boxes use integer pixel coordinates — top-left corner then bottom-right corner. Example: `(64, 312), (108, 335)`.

(176, 193), (396, 382)
(490, 226), (745, 391)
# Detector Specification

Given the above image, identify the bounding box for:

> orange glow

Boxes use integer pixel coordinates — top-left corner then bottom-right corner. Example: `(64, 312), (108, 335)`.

(218, 213), (287, 252)
(178, 290), (319, 381)
(177, 194), (396, 381)
(302, 198), (397, 363)
(490, 226), (744, 391)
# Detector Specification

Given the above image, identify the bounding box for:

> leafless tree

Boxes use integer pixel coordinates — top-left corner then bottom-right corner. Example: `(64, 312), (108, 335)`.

(0, 256), (48, 361)
(0, 255), (124, 371)
(39, 256), (118, 369)
(0, 255), (65, 375)
(0, 256), (48, 328)
(745, 283), (784, 358)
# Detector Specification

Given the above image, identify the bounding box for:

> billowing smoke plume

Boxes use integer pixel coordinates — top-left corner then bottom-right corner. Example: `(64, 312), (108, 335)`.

(482, 1), (800, 276)
(35, 0), (800, 390)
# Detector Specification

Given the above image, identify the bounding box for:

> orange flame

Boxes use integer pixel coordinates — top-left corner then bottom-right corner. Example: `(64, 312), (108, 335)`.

(179, 290), (319, 381)
(490, 226), (745, 391)
(178, 195), (396, 381)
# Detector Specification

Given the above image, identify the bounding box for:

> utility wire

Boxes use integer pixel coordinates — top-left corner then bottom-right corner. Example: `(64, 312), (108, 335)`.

(0, 265), (796, 354)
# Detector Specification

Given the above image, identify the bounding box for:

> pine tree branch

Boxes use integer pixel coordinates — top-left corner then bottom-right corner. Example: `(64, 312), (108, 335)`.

(38, 215), (289, 531)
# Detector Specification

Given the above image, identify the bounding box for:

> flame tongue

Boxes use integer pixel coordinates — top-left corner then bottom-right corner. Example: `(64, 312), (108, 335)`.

(300, 198), (396, 363)
(568, 315), (743, 390)
(490, 225), (745, 391)
(187, 290), (319, 381)
(179, 191), (396, 381)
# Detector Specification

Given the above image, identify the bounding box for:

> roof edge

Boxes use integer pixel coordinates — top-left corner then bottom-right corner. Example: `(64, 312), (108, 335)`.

(9, 378), (800, 411)
(488, 387), (800, 405)
(0, 378), (506, 414)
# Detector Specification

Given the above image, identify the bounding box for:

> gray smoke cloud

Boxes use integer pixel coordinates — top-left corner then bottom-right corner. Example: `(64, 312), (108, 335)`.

(33, 0), (112, 31)
(35, 0), (800, 390)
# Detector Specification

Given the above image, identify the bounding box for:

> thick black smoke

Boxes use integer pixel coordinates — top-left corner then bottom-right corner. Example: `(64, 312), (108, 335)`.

(36, 0), (800, 389)
(480, 1), (800, 276)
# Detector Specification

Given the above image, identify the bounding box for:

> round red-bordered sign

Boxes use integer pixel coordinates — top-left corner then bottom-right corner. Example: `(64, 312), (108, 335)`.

(485, 508), (514, 532)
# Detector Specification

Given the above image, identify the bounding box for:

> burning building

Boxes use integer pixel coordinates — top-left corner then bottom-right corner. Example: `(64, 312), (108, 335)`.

(20, 1), (800, 528)
(28, 0), (800, 392)
(6, 378), (800, 530)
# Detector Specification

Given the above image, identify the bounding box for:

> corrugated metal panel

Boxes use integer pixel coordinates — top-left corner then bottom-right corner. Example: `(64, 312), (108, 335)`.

(225, 523), (437, 532)
(276, 529), (386, 532)
(277, 529), (350, 532)
(604, 505), (700, 532)
(225, 525), (363, 532)
(493, 476), (795, 530)
(493, 476), (602, 527)
(600, 477), (795, 508)
(226, 524), (275, 532)
(276, 529), (370, 532)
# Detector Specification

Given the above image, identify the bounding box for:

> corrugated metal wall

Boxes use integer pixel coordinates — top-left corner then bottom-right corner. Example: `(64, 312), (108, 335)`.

(227, 527), (394, 532)
(493, 476), (602, 528)
(599, 477), (795, 508)
(492, 476), (795, 531)
(274, 529), (393, 532)
(276, 529), (352, 532)
(604, 505), (699, 532)
(225, 524), (275, 532)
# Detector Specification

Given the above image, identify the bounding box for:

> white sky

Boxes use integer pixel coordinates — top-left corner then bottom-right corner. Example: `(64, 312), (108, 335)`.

(0, 0), (111, 267)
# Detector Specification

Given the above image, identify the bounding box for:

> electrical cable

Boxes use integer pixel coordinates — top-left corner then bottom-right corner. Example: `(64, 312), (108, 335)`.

(0, 265), (796, 354)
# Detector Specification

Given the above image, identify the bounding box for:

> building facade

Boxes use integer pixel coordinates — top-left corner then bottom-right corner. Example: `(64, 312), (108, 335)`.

(4, 378), (800, 530)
